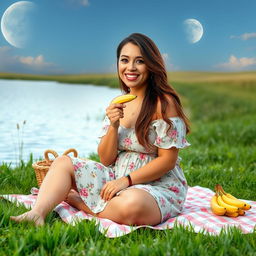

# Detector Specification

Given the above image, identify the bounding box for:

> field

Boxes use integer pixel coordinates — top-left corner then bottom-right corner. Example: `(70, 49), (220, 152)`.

(0, 72), (256, 255)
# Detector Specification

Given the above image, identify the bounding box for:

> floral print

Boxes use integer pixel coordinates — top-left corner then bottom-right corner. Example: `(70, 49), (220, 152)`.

(70, 116), (190, 223)
(74, 162), (85, 172)
(128, 162), (135, 170)
(168, 129), (178, 139)
(124, 137), (132, 146)
(95, 163), (104, 171)
(139, 153), (146, 160)
(80, 188), (89, 198)
(168, 186), (180, 194)
(155, 136), (162, 145)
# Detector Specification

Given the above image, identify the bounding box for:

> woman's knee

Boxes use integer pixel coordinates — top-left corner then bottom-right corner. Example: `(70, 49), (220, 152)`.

(51, 155), (74, 174)
(118, 197), (145, 224)
(117, 190), (162, 225)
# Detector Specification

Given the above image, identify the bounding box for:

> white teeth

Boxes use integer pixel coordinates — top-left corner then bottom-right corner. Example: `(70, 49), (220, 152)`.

(126, 75), (138, 78)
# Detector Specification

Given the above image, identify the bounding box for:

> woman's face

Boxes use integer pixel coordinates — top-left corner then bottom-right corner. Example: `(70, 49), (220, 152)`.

(118, 42), (149, 90)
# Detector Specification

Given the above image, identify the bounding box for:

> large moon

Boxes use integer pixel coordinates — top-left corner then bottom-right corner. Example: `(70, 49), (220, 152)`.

(1, 1), (36, 48)
(183, 19), (204, 44)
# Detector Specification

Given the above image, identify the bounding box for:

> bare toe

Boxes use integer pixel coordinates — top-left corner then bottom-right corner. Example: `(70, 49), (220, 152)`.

(10, 213), (28, 222)
(10, 211), (45, 226)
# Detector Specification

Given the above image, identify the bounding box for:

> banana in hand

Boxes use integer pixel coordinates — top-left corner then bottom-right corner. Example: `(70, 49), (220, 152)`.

(112, 94), (137, 104)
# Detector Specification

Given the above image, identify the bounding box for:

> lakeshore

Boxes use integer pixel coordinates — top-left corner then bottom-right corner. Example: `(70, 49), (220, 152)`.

(1, 71), (256, 88)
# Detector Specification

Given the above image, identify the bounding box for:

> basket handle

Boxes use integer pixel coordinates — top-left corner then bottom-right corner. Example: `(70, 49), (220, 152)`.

(44, 149), (59, 163)
(62, 148), (78, 157)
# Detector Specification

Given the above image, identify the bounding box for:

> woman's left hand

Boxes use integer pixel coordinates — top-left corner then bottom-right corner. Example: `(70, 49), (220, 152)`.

(100, 177), (129, 201)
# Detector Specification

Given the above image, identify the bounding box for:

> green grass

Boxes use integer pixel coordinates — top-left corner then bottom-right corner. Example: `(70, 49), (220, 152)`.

(0, 72), (120, 88)
(1, 70), (256, 87)
(1, 73), (256, 255)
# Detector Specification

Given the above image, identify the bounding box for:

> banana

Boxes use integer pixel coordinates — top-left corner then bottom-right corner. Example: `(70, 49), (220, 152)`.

(242, 204), (251, 211)
(210, 195), (226, 216)
(217, 184), (251, 210)
(224, 193), (251, 210)
(111, 94), (137, 104)
(238, 209), (245, 216)
(221, 194), (246, 208)
(216, 195), (239, 214)
(225, 212), (239, 218)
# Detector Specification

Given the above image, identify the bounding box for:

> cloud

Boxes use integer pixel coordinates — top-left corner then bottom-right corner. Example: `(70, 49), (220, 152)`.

(216, 55), (256, 70)
(0, 46), (59, 74)
(230, 32), (256, 40)
(19, 55), (52, 68)
(161, 53), (179, 71)
(161, 53), (169, 64)
(80, 0), (89, 6)
(68, 0), (90, 7)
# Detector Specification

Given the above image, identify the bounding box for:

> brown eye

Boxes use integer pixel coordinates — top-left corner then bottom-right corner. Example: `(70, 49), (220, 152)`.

(120, 58), (128, 63)
(136, 59), (144, 64)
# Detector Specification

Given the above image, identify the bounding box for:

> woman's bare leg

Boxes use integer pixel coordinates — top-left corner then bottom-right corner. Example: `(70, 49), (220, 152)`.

(67, 188), (162, 225)
(10, 156), (161, 226)
(10, 155), (76, 225)
(97, 188), (162, 225)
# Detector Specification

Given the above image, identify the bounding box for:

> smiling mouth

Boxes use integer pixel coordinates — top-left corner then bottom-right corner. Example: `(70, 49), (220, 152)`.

(125, 74), (139, 81)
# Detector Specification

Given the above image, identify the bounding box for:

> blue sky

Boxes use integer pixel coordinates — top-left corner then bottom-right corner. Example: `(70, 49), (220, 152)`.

(0, 0), (256, 74)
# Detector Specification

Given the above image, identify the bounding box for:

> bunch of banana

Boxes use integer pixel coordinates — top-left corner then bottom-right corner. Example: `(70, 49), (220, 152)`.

(210, 184), (251, 217)
(111, 94), (137, 104)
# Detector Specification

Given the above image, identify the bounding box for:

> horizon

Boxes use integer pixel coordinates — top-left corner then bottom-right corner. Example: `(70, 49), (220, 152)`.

(1, 70), (256, 76)
(1, 0), (256, 75)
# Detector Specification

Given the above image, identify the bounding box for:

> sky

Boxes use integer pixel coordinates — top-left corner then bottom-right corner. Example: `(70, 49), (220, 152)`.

(0, 0), (256, 74)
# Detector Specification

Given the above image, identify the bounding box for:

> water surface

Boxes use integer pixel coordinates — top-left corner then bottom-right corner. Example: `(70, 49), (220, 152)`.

(0, 79), (120, 165)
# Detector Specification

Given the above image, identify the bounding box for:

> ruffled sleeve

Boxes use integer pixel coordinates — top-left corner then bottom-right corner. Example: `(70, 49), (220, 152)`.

(151, 117), (191, 149)
(98, 115), (110, 138)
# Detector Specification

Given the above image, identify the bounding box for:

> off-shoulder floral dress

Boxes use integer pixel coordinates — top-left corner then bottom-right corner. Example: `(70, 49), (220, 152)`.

(70, 116), (190, 223)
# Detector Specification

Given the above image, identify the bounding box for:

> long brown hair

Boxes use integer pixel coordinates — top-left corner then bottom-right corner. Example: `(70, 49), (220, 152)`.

(116, 33), (190, 150)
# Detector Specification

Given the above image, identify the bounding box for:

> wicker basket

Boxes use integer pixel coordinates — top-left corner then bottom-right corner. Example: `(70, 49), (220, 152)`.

(32, 148), (78, 187)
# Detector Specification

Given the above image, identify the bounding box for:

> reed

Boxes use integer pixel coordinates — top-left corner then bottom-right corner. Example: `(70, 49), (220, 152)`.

(14, 120), (27, 167)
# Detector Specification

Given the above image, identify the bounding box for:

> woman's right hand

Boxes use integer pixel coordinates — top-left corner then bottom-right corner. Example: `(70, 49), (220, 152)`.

(106, 103), (126, 129)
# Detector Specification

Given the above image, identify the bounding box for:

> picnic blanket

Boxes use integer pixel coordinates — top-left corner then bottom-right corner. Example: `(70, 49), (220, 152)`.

(1, 186), (255, 238)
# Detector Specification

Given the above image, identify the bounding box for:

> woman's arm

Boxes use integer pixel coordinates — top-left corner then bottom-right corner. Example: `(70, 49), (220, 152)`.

(97, 103), (125, 166)
(100, 147), (179, 201)
(129, 147), (179, 184)
(97, 126), (119, 166)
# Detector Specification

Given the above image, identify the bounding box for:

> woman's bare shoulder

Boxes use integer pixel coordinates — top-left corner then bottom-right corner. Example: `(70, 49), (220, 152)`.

(153, 94), (178, 120)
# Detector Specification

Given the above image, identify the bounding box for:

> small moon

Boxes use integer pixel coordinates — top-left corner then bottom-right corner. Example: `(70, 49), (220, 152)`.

(183, 18), (204, 44)
(1, 1), (36, 48)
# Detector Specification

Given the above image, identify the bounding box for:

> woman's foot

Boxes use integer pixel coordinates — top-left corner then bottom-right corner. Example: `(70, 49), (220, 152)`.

(65, 189), (85, 210)
(10, 210), (45, 226)
(65, 189), (95, 216)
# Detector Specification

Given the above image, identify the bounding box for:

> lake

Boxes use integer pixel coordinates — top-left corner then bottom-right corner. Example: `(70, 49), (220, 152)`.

(0, 79), (120, 165)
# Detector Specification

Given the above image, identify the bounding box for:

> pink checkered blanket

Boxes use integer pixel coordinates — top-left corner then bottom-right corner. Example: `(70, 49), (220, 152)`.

(1, 186), (255, 238)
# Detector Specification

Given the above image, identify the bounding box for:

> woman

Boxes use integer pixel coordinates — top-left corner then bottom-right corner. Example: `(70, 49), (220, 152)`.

(11, 33), (190, 226)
